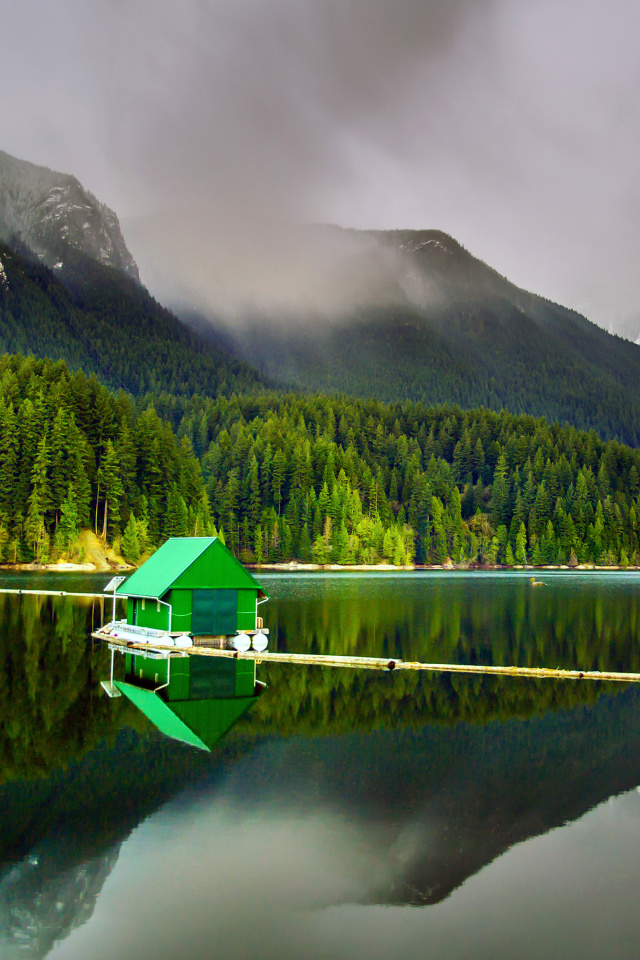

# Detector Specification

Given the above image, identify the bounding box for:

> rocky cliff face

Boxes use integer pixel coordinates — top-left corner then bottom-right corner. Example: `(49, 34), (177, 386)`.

(0, 149), (139, 282)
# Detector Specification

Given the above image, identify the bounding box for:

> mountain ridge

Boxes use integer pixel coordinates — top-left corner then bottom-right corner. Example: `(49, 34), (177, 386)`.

(192, 225), (640, 444)
(0, 238), (267, 398)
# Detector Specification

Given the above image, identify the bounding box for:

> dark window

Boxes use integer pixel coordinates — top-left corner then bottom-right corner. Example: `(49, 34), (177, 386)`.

(191, 589), (238, 635)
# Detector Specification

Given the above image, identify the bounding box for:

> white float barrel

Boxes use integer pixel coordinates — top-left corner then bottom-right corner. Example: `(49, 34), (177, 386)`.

(252, 633), (268, 652)
(232, 633), (251, 652)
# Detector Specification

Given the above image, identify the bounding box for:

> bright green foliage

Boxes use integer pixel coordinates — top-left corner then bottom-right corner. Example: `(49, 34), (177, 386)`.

(122, 514), (141, 564)
(54, 484), (80, 553)
(2, 353), (640, 567)
(0, 355), (206, 561)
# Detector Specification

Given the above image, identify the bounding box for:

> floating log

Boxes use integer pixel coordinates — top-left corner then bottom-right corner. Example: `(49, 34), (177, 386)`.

(92, 632), (640, 683)
(193, 649), (640, 682)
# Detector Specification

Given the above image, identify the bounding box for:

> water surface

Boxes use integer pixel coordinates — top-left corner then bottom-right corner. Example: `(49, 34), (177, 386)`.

(1, 570), (639, 959)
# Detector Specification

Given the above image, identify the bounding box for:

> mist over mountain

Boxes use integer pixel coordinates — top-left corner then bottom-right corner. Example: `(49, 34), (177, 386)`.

(139, 220), (640, 444)
(4, 148), (640, 443)
(0, 150), (139, 282)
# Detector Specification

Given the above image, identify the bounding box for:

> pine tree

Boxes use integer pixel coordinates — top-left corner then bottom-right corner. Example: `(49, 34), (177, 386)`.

(97, 440), (124, 539)
(122, 514), (141, 564)
(515, 522), (527, 564)
(54, 484), (80, 554)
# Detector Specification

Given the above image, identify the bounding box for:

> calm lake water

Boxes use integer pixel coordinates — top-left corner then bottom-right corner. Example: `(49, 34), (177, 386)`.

(1, 569), (640, 959)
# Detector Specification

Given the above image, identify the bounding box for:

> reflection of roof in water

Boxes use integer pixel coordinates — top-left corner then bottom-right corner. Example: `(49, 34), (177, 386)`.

(115, 680), (261, 751)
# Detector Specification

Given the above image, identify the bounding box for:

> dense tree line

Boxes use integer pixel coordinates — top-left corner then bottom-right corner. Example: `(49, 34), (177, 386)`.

(0, 354), (211, 563)
(6, 233), (640, 446)
(151, 392), (640, 567)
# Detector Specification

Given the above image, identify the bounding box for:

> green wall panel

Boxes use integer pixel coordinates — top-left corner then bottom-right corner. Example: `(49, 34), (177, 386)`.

(237, 589), (257, 630)
(189, 656), (237, 699)
(129, 656), (168, 685)
(133, 598), (170, 631)
(166, 589), (192, 633)
(235, 659), (256, 697)
(167, 657), (190, 701)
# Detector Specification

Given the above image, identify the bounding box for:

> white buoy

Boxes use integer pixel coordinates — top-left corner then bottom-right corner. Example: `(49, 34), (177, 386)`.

(232, 633), (251, 652)
(252, 633), (268, 652)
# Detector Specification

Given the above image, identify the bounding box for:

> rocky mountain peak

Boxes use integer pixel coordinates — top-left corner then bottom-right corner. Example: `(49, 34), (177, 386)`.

(0, 149), (139, 282)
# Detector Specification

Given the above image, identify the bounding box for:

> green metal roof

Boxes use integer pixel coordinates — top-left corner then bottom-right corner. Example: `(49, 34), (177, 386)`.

(171, 696), (258, 749)
(116, 537), (265, 599)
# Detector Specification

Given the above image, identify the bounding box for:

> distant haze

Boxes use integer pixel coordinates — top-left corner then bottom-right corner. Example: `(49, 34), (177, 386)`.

(3, 0), (640, 337)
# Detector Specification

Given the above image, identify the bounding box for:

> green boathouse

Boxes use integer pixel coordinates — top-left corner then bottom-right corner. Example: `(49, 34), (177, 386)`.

(116, 537), (267, 637)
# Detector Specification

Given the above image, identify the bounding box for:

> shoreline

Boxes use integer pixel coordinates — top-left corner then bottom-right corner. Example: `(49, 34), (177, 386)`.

(0, 561), (132, 574)
(248, 562), (640, 572)
(1, 561), (638, 575)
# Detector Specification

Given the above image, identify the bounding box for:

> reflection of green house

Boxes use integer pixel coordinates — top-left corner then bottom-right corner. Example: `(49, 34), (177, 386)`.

(115, 652), (263, 751)
(116, 537), (267, 637)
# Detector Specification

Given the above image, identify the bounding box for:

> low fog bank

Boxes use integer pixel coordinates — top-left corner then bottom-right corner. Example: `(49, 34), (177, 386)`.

(124, 211), (640, 346)
(123, 213), (445, 328)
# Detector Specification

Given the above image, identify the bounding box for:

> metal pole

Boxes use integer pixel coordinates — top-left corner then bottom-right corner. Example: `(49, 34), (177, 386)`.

(155, 598), (172, 631)
(0, 589), (126, 598)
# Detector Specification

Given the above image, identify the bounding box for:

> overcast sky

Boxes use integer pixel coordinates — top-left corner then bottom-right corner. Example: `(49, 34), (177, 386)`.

(2, 0), (640, 333)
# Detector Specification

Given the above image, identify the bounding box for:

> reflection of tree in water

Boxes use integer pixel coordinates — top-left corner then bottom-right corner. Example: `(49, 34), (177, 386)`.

(2, 578), (638, 773)
(0, 580), (639, 927)
(249, 665), (612, 736)
(0, 594), (142, 784)
(267, 576), (640, 671)
(257, 576), (640, 735)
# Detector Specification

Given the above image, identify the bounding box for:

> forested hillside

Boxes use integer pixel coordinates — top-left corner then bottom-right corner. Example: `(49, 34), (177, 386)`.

(0, 355), (212, 563)
(0, 240), (266, 397)
(153, 392), (640, 567)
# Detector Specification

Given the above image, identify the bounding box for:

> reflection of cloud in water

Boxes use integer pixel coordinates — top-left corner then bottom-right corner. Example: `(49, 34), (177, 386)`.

(48, 788), (640, 960)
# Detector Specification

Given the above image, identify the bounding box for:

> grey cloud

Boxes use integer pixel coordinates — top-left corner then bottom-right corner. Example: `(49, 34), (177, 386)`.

(3, 0), (640, 334)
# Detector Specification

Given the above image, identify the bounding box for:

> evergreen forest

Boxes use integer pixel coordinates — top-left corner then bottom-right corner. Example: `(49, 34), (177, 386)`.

(155, 391), (640, 567)
(0, 355), (209, 564)
(0, 241), (266, 398)
(2, 351), (639, 568)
